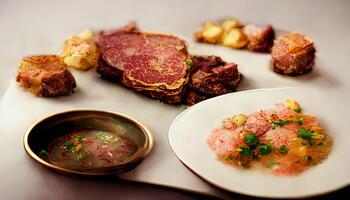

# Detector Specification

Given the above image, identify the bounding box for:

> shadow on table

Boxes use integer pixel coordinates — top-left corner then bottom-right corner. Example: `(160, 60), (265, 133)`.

(67, 174), (348, 200)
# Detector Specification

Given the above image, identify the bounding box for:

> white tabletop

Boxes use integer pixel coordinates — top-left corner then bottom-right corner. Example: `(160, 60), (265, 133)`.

(0, 0), (349, 199)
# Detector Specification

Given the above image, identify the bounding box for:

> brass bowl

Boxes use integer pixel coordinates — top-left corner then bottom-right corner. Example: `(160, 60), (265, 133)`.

(23, 110), (154, 175)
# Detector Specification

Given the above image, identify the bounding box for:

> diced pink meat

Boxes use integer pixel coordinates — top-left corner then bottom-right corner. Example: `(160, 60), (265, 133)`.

(208, 128), (237, 156)
(244, 110), (271, 136)
(262, 127), (297, 147)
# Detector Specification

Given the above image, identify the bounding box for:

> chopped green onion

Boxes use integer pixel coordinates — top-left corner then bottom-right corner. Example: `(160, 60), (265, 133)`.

(306, 155), (312, 161)
(185, 59), (193, 67)
(259, 145), (272, 155)
(224, 155), (234, 161)
(74, 135), (82, 143)
(271, 118), (304, 128)
(298, 129), (313, 139)
(244, 132), (259, 148)
(240, 148), (253, 157)
(278, 145), (289, 154)
(295, 118), (304, 125)
(298, 129), (324, 146)
(63, 141), (75, 153)
(267, 162), (279, 169)
(96, 132), (113, 143)
(294, 108), (302, 113)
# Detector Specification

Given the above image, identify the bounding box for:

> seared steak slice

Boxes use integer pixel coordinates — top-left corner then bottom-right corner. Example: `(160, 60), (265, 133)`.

(271, 32), (315, 75)
(185, 55), (241, 105)
(16, 55), (76, 97)
(97, 31), (189, 104)
(243, 24), (275, 52)
(97, 59), (123, 81)
(185, 89), (210, 106)
(189, 56), (241, 95)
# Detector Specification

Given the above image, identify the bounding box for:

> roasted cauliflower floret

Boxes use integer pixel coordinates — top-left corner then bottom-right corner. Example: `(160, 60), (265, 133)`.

(62, 29), (100, 70)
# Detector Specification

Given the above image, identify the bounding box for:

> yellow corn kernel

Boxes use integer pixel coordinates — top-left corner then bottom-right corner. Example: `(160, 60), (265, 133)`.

(232, 114), (247, 126)
(311, 126), (324, 133)
(285, 99), (301, 113)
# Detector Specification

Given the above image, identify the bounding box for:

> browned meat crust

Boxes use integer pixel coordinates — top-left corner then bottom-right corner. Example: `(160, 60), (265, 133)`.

(244, 25), (275, 52)
(271, 32), (316, 75)
(40, 70), (76, 96)
(97, 59), (123, 81)
(120, 73), (188, 104)
(189, 56), (241, 95)
(16, 55), (76, 97)
(185, 89), (210, 106)
(97, 27), (190, 104)
(185, 55), (241, 105)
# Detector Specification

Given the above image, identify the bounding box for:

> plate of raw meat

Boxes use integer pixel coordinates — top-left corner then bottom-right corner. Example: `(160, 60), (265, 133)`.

(168, 87), (350, 198)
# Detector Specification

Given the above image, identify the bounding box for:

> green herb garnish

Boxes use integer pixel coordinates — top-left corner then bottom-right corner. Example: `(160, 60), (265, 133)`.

(271, 118), (303, 128)
(278, 145), (289, 154)
(75, 135), (82, 142)
(96, 132), (113, 143)
(298, 129), (322, 147)
(267, 162), (279, 169)
(259, 145), (272, 155)
(185, 59), (193, 67)
(63, 141), (75, 153)
(271, 119), (293, 128)
(295, 118), (304, 125)
(298, 129), (313, 139)
(224, 155), (234, 161)
(298, 129), (317, 146)
(63, 135), (83, 153)
(306, 155), (312, 161)
(295, 108), (302, 113)
(240, 148), (253, 157)
(244, 132), (259, 148)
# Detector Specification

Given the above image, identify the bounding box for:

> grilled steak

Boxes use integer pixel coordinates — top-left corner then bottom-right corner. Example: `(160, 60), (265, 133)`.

(97, 58), (123, 81)
(271, 32), (315, 75)
(185, 89), (210, 106)
(243, 24), (275, 52)
(185, 55), (241, 105)
(16, 55), (76, 97)
(97, 30), (190, 104)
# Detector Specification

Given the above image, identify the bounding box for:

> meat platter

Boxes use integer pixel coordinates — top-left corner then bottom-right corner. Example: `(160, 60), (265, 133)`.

(0, 17), (348, 199)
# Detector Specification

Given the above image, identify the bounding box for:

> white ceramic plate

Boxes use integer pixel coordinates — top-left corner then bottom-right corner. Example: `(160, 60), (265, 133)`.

(169, 87), (350, 198)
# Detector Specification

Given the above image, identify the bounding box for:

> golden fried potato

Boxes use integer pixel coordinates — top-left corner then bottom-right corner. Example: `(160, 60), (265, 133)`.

(221, 19), (242, 32)
(62, 29), (100, 70)
(16, 55), (76, 96)
(200, 22), (224, 44)
(221, 28), (248, 49)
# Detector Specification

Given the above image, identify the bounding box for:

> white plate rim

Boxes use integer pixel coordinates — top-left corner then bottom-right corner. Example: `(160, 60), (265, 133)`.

(168, 87), (350, 198)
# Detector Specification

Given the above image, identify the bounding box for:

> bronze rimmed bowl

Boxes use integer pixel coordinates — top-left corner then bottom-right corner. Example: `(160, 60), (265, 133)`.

(23, 110), (154, 175)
